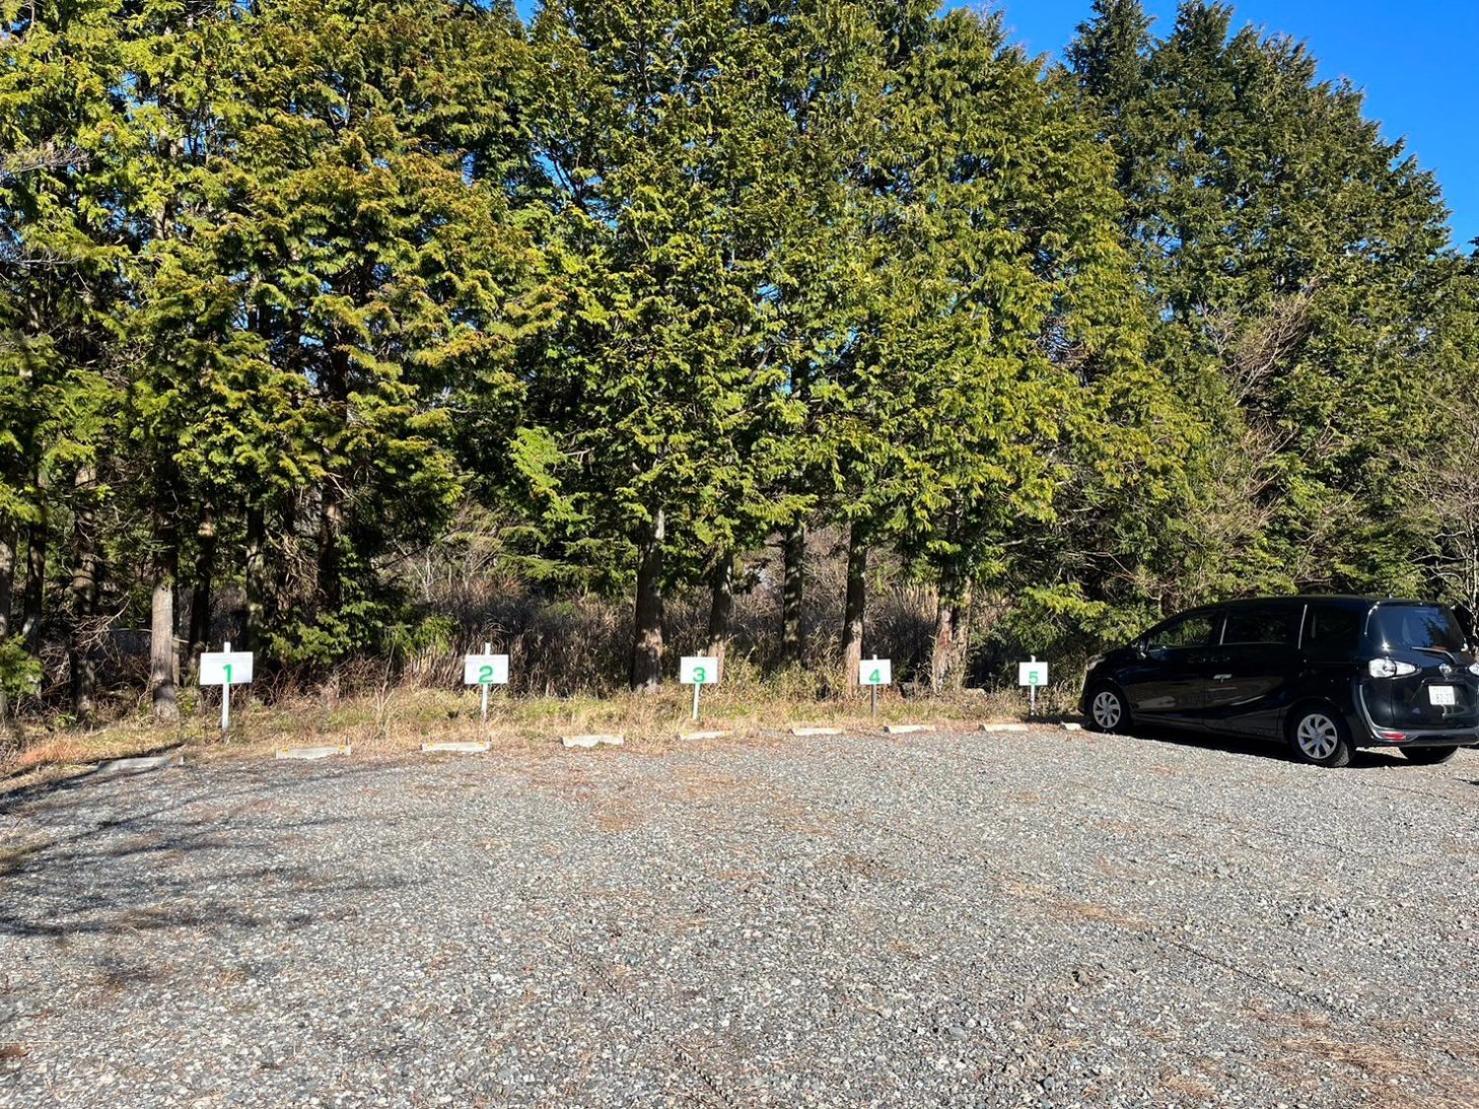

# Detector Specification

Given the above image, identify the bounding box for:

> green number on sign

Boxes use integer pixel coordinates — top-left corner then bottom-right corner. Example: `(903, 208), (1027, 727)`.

(694, 666), (707, 684)
(868, 669), (881, 685)
(223, 663), (232, 685)
(478, 664), (493, 684)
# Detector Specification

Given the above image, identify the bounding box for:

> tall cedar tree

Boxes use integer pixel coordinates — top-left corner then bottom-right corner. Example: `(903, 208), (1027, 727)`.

(1066, 0), (1455, 619)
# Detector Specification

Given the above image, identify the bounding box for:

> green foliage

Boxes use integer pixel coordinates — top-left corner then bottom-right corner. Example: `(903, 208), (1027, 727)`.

(0, 640), (41, 702)
(2, 0), (1474, 709)
(1063, 0), (1462, 620)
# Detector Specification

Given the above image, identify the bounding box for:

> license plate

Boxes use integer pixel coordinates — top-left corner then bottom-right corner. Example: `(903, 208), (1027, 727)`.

(1429, 685), (1457, 707)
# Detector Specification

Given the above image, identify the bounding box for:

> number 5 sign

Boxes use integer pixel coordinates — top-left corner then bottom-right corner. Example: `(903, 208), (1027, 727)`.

(1018, 658), (1048, 717)
(680, 656), (719, 722)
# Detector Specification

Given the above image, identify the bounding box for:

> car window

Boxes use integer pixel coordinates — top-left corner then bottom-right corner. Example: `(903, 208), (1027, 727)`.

(1372, 605), (1466, 652)
(1145, 613), (1216, 651)
(1302, 605), (1363, 659)
(1222, 606), (1300, 647)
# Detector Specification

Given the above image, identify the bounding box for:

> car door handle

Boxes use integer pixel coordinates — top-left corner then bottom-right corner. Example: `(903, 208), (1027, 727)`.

(1212, 673), (1232, 681)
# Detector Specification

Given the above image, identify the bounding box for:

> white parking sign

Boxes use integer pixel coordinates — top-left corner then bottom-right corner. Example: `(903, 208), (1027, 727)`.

(680, 657), (719, 685)
(1018, 661), (1049, 687)
(200, 651), (253, 686)
(463, 654), (510, 686)
(860, 659), (892, 686)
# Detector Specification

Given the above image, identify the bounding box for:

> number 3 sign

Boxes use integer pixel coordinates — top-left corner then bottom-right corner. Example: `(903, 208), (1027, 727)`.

(680, 656), (720, 722)
(680, 657), (719, 686)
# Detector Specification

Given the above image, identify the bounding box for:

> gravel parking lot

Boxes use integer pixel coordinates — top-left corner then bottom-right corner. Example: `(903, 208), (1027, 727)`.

(1, 726), (1476, 1108)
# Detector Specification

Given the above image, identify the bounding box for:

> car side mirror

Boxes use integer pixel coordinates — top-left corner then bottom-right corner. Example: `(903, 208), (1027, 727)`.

(1134, 641), (1149, 660)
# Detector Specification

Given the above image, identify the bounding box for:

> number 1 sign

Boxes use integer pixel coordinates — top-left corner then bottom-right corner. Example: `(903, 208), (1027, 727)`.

(463, 645), (510, 722)
(199, 642), (253, 732)
(680, 656), (719, 721)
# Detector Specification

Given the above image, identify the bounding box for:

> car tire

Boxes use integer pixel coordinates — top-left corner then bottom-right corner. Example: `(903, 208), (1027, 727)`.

(1286, 706), (1353, 768)
(1086, 684), (1129, 734)
(1400, 746), (1459, 766)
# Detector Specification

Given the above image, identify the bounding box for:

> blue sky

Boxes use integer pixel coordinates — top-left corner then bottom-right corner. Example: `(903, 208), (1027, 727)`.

(971, 0), (1479, 248)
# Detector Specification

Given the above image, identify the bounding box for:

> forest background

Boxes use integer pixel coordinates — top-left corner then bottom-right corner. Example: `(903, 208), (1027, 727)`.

(4, 0), (1478, 745)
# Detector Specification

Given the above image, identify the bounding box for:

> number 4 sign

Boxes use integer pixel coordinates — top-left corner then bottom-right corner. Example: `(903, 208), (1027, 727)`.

(860, 657), (891, 716)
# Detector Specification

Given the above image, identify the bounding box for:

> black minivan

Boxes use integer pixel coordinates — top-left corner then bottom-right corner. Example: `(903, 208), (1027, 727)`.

(1080, 596), (1479, 767)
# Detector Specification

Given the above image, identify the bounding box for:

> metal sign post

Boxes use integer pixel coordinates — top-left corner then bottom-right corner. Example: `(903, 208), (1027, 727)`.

(480, 641), (491, 722)
(222, 641), (231, 733)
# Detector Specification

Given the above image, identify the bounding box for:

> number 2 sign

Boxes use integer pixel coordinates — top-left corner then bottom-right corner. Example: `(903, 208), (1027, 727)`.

(463, 654), (510, 687)
(463, 648), (510, 724)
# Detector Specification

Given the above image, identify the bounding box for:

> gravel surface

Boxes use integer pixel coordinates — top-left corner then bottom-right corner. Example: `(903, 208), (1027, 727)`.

(1, 727), (1476, 1108)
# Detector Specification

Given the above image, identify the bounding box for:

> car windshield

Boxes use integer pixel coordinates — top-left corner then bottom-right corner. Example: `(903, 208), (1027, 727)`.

(1372, 606), (1466, 653)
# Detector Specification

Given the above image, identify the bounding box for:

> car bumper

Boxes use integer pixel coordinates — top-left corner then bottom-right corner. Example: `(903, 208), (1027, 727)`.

(1353, 688), (1479, 748)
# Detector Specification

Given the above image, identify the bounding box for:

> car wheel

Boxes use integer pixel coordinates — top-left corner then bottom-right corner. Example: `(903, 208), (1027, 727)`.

(1086, 685), (1128, 733)
(1287, 707), (1353, 768)
(1400, 746), (1459, 766)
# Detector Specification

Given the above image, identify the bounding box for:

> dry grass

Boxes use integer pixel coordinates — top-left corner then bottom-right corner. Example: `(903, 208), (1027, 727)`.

(1, 674), (1063, 789)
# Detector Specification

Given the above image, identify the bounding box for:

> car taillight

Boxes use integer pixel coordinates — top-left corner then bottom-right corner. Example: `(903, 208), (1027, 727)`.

(1368, 658), (1418, 678)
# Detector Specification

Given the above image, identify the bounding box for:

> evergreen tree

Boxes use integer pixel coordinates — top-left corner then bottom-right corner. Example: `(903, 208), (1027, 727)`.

(1067, 0), (1455, 615)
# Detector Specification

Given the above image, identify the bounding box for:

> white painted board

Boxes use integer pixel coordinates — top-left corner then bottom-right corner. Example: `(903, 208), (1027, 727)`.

(680, 656), (719, 685)
(859, 659), (892, 686)
(199, 651), (253, 686)
(1018, 661), (1049, 687)
(463, 654), (510, 686)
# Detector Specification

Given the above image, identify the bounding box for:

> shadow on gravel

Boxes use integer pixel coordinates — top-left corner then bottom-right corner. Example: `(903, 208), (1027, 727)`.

(0, 762), (420, 941)
(1108, 722), (1410, 769)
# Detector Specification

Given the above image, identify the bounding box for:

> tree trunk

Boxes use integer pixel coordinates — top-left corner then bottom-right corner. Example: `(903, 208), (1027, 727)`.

(69, 466), (99, 721)
(0, 523), (13, 641)
(187, 503), (216, 664)
(150, 538), (179, 723)
(243, 504), (266, 652)
(629, 506), (665, 691)
(705, 556), (735, 680)
(929, 578), (971, 693)
(20, 509), (45, 654)
(0, 523), (13, 734)
(841, 526), (867, 687)
(954, 584), (974, 685)
(780, 522), (806, 666)
(317, 484), (344, 614)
